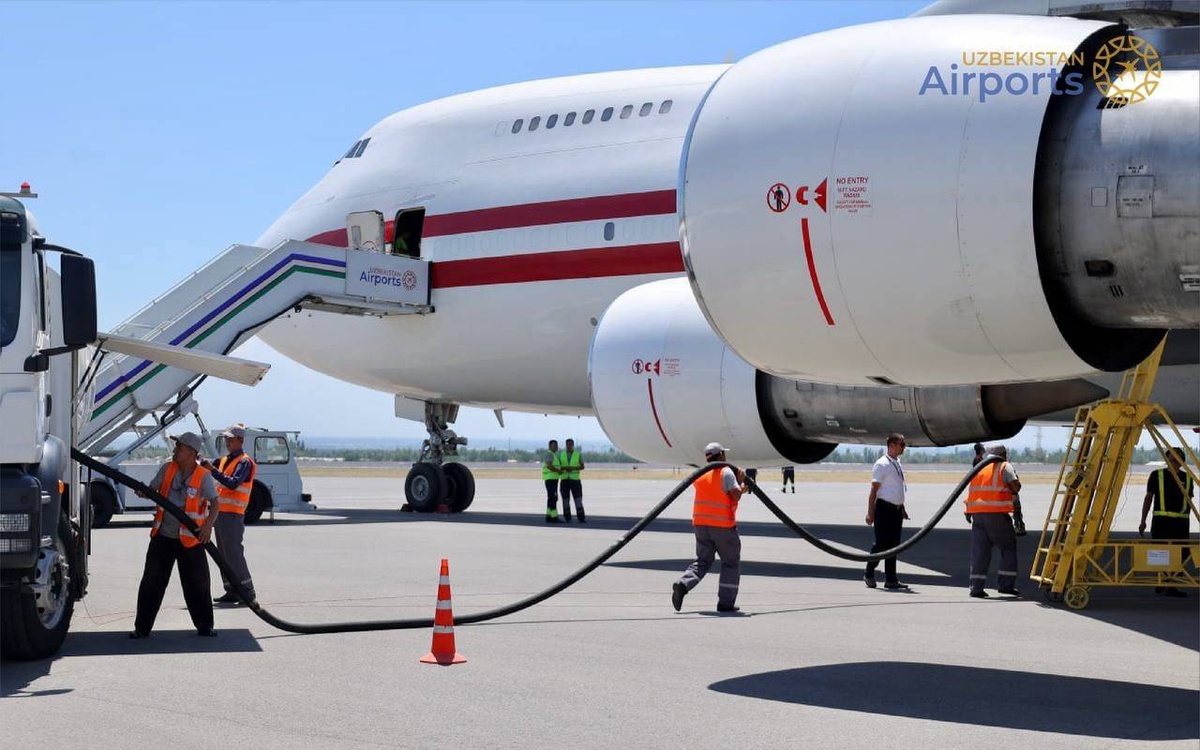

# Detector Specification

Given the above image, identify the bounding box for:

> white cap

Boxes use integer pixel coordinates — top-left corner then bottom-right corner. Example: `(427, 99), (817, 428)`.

(171, 432), (203, 454)
(704, 442), (727, 458)
(220, 426), (246, 439)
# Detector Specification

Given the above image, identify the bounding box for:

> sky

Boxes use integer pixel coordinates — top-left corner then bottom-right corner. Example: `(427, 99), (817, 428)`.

(3, 0), (1103, 451)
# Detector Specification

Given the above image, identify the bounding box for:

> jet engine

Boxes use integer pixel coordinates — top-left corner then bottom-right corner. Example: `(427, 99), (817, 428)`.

(679, 14), (1199, 386)
(588, 279), (1107, 466)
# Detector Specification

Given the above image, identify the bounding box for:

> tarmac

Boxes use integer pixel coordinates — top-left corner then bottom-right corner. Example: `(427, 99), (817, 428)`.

(2, 471), (1197, 749)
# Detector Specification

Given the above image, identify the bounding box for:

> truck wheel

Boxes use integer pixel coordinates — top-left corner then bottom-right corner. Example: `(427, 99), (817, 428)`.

(443, 463), (475, 513)
(404, 464), (445, 513)
(244, 483), (271, 525)
(89, 481), (116, 529)
(0, 513), (76, 661)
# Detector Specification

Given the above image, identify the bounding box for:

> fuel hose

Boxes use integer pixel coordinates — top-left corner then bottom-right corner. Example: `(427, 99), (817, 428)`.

(74, 448), (996, 633)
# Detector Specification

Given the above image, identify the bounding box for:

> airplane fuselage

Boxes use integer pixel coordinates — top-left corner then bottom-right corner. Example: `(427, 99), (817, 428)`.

(257, 65), (726, 414)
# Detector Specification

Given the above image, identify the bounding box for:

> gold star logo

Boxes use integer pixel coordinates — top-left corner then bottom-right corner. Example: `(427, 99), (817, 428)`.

(1093, 35), (1162, 104)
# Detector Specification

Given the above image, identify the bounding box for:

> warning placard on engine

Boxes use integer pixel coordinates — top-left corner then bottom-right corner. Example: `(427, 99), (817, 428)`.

(834, 175), (872, 216)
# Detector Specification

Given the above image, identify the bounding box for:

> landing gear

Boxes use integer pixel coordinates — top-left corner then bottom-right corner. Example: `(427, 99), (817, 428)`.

(402, 401), (475, 513)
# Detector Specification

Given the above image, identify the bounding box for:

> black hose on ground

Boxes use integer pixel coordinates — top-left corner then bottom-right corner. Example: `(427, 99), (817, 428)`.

(73, 448), (994, 633)
(744, 455), (1001, 562)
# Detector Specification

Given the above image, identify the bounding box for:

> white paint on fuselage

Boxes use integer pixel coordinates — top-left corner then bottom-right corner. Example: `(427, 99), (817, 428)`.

(256, 66), (727, 414)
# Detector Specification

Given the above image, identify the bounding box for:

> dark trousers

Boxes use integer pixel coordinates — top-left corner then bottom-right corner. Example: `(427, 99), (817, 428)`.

(865, 499), (903, 583)
(676, 525), (741, 608)
(544, 479), (559, 513)
(969, 513), (1018, 592)
(215, 512), (255, 599)
(560, 479), (584, 519)
(134, 533), (213, 634)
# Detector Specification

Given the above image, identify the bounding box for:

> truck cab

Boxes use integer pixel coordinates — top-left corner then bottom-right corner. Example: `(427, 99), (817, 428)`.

(0, 194), (97, 660)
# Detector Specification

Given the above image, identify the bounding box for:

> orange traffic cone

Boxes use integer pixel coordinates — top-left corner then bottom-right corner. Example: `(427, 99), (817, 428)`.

(420, 558), (467, 665)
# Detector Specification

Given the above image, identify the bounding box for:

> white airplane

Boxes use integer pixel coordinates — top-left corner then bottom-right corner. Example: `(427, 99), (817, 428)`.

(246, 0), (1198, 510)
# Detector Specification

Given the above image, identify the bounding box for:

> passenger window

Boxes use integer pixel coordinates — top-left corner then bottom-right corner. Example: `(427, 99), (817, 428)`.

(601, 107), (613, 122)
(529, 116), (541, 131)
(512, 119), (524, 134)
(546, 114), (558, 129)
(620, 105), (633, 119)
(639, 102), (652, 117)
(659, 100), (673, 114)
(603, 222), (615, 241)
(254, 436), (290, 465)
(564, 112), (576, 126)
(582, 109), (595, 124)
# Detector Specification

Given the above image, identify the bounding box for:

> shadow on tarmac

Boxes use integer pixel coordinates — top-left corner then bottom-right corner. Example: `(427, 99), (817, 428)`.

(709, 661), (1200, 740)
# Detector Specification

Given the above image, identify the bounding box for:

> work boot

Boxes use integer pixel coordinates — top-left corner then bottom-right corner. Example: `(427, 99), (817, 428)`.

(716, 604), (740, 613)
(997, 587), (1021, 597)
(864, 573), (877, 589)
(672, 582), (687, 612)
(213, 592), (239, 605)
(884, 581), (909, 590)
(578, 511), (587, 523)
(1162, 588), (1188, 598)
(969, 590), (989, 598)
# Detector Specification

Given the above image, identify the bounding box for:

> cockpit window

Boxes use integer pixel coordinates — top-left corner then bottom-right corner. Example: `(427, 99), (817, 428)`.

(337, 138), (371, 164)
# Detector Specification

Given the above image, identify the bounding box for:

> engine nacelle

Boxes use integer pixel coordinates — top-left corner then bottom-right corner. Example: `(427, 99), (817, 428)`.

(588, 279), (1106, 465)
(680, 14), (1198, 385)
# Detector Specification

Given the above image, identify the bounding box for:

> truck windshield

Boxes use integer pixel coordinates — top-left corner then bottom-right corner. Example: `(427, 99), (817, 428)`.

(0, 248), (19, 348)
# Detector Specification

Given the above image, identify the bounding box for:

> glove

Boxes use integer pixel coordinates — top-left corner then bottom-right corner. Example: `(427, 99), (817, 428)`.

(1012, 510), (1027, 537)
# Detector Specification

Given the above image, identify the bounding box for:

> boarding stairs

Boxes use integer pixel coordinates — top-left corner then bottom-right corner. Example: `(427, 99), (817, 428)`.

(79, 239), (431, 454)
(1030, 339), (1200, 608)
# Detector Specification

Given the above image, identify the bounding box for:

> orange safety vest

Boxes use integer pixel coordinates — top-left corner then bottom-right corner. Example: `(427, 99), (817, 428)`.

(151, 463), (211, 548)
(216, 453), (256, 514)
(965, 462), (1014, 514)
(692, 468), (737, 528)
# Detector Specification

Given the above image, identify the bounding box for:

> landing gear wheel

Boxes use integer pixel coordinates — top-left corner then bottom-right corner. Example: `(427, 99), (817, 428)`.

(244, 483), (271, 525)
(442, 463), (475, 513)
(1064, 585), (1090, 610)
(0, 513), (76, 660)
(89, 481), (117, 529)
(405, 464), (446, 513)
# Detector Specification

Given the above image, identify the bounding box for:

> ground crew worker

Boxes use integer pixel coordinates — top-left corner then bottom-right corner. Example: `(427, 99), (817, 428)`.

(559, 438), (586, 522)
(203, 425), (258, 606)
(543, 439), (562, 523)
(782, 465), (795, 493)
(129, 432), (220, 639)
(672, 442), (747, 613)
(865, 433), (910, 590)
(964, 445), (1022, 598)
(1139, 447), (1194, 598)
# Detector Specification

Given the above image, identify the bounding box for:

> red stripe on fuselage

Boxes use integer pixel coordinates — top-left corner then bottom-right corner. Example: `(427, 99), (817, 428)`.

(424, 190), (677, 236)
(431, 243), (683, 288)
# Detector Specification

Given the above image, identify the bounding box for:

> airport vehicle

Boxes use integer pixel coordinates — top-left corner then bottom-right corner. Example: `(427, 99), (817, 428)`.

(88, 1), (1199, 514)
(89, 425), (311, 528)
(0, 190), (270, 660)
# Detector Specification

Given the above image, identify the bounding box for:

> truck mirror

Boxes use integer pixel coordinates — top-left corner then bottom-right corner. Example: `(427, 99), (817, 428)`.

(60, 254), (97, 349)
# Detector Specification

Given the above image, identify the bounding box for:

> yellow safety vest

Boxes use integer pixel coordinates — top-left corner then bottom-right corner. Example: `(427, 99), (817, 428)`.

(151, 463), (210, 548)
(216, 453), (256, 515)
(542, 451), (561, 481)
(965, 462), (1014, 514)
(1154, 469), (1194, 519)
(558, 450), (582, 480)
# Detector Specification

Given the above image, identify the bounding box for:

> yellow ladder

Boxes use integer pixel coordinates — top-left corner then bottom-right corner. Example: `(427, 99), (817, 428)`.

(1031, 339), (1175, 601)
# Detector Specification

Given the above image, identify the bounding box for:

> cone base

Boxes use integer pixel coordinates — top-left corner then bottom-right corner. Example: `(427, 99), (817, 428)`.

(420, 651), (467, 665)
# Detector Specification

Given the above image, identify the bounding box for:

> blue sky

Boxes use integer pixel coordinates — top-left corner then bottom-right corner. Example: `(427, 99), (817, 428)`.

(7, 0), (1084, 450)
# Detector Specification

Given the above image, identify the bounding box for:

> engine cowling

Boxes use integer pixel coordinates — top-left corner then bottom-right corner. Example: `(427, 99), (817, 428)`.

(680, 14), (1198, 386)
(588, 279), (1107, 466)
